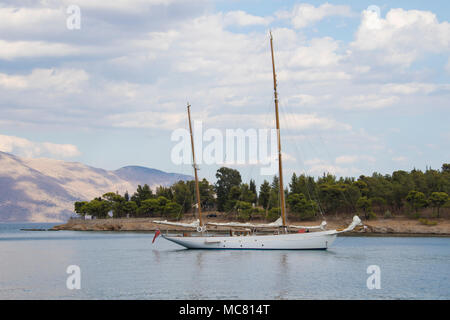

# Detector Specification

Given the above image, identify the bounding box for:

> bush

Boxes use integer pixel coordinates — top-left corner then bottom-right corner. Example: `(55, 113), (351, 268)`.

(250, 207), (265, 220)
(266, 207), (280, 221)
(383, 210), (392, 219)
(287, 193), (317, 221)
(410, 212), (421, 219)
(418, 218), (438, 226)
(237, 211), (251, 221)
(165, 201), (183, 219)
(368, 211), (377, 220)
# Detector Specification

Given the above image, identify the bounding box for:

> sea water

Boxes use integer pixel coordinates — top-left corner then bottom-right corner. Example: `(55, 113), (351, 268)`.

(0, 223), (448, 299)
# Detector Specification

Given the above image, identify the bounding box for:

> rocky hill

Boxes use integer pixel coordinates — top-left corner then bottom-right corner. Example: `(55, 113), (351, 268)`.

(0, 152), (192, 222)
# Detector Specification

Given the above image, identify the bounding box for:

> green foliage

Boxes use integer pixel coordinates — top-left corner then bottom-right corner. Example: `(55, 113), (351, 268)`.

(131, 184), (153, 206)
(405, 190), (428, 213)
(428, 192), (448, 218)
(287, 193), (317, 220)
(164, 201), (183, 219)
(356, 196), (372, 220)
(370, 197), (386, 213)
(258, 180), (271, 209)
(215, 167), (242, 212)
(418, 218), (438, 226)
(250, 207), (265, 219)
(383, 210), (392, 219)
(199, 178), (215, 209)
(136, 196), (181, 218)
(368, 211), (377, 220)
(137, 198), (160, 217)
(102, 192), (127, 218)
(74, 201), (88, 215)
(319, 183), (346, 214)
(249, 179), (258, 204)
(267, 176), (280, 209)
(171, 180), (192, 213)
(82, 199), (111, 218)
(74, 163), (450, 221)
(155, 186), (173, 200)
(236, 201), (253, 221)
(266, 207), (280, 221)
(122, 201), (137, 217)
(239, 183), (257, 204)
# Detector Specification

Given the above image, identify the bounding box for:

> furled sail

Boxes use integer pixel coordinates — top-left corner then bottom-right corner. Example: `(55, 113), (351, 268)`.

(288, 221), (327, 230)
(153, 219), (200, 228)
(335, 215), (362, 233)
(206, 217), (283, 229)
(207, 217), (327, 230)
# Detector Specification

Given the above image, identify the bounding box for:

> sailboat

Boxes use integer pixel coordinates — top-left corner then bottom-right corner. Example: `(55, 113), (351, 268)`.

(154, 32), (362, 250)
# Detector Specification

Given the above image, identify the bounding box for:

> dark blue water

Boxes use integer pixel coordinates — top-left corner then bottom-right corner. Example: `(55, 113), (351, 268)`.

(0, 223), (449, 299)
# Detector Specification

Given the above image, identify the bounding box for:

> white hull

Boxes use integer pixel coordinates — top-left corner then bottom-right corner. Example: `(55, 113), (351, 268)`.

(162, 230), (338, 250)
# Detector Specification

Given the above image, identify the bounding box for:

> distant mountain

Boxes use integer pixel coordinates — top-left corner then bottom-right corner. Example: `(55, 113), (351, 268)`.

(114, 166), (192, 186)
(0, 152), (192, 222)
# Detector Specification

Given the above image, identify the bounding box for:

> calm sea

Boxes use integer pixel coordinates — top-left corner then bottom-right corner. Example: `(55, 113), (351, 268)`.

(0, 223), (448, 300)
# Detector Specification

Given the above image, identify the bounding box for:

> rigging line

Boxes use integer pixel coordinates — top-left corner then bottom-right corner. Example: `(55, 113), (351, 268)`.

(283, 99), (357, 215)
(247, 91), (273, 187)
(278, 97), (328, 217)
(277, 94), (326, 216)
(317, 132), (358, 214)
(278, 100), (326, 218)
(282, 95), (358, 214)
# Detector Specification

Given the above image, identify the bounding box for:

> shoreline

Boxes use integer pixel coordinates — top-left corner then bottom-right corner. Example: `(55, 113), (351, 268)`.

(49, 216), (450, 237)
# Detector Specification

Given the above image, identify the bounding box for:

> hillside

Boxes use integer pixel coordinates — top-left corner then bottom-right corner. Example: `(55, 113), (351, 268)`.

(0, 152), (192, 222)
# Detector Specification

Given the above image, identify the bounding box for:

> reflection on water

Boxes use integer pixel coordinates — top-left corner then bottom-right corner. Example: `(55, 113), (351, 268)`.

(0, 223), (449, 299)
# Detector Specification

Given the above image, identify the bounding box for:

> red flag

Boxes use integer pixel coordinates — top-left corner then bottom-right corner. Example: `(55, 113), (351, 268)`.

(152, 229), (161, 243)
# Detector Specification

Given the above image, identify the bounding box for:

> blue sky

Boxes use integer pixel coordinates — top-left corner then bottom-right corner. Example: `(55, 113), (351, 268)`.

(0, 0), (449, 187)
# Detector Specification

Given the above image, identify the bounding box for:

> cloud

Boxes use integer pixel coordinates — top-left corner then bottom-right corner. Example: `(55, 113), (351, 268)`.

(335, 155), (376, 165)
(203, 113), (352, 132)
(0, 134), (81, 158)
(59, 0), (179, 13)
(284, 94), (331, 106)
(0, 68), (89, 93)
(0, 1), (448, 179)
(352, 8), (450, 66)
(392, 156), (407, 163)
(279, 113), (351, 131)
(106, 111), (186, 130)
(0, 7), (65, 38)
(341, 94), (399, 110)
(381, 83), (437, 95)
(0, 40), (81, 60)
(304, 158), (361, 176)
(0, 0), (208, 50)
(288, 37), (344, 68)
(302, 154), (378, 177)
(223, 11), (272, 27)
(277, 3), (353, 29)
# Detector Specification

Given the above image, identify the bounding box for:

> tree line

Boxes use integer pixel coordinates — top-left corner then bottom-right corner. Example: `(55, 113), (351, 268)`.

(74, 163), (450, 221)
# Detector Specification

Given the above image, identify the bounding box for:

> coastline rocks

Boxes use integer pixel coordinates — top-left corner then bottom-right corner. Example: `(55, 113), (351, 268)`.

(49, 217), (450, 236)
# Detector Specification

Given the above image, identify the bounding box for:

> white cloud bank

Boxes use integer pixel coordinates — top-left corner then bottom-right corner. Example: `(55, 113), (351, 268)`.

(277, 3), (353, 29)
(0, 134), (81, 158)
(352, 8), (450, 66)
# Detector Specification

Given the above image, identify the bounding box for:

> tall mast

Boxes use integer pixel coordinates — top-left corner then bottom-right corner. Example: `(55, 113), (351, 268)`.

(269, 31), (287, 228)
(187, 103), (203, 227)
